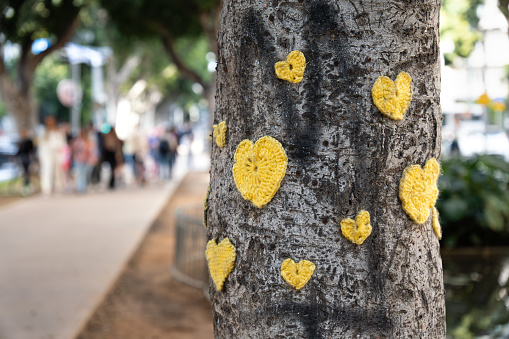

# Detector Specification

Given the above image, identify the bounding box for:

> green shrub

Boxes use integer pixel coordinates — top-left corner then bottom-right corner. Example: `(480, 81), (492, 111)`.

(437, 155), (509, 247)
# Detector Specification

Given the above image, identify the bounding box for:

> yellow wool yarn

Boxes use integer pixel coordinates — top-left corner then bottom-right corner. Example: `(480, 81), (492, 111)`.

(340, 210), (372, 245)
(203, 186), (209, 228)
(399, 158), (440, 224)
(275, 50), (306, 83)
(280, 258), (315, 290)
(432, 207), (442, 239)
(232, 136), (287, 208)
(213, 121), (227, 147)
(205, 238), (236, 291)
(372, 71), (412, 120)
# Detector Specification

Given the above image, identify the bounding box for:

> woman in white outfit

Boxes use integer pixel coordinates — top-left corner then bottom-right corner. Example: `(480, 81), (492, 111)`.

(38, 116), (66, 195)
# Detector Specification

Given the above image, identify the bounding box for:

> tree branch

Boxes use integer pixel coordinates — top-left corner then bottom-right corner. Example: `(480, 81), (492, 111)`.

(28, 17), (81, 72)
(116, 55), (141, 85)
(157, 25), (207, 89)
(499, 0), (509, 27)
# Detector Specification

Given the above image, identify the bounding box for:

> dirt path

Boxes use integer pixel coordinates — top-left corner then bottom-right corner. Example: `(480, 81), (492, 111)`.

(0, 196), (21, 208)
(77, 173), (213, 339)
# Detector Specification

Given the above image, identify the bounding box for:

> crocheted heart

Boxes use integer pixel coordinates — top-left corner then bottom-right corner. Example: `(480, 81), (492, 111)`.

(399, 158), (440, 224)
(205, 238), (236, 291)
(280, 258), (315, 290)
(372, 71), (412, 120)
(232, 136), (287, 208)
(213, 121), (227, 147)
(275, 50), (306, 83)
(340, 210), (372, 245)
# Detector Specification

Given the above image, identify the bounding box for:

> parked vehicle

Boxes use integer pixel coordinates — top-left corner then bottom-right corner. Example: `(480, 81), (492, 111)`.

(0, 135), (20, 182)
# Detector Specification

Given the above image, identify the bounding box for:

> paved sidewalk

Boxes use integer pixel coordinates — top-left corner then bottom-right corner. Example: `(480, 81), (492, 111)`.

(0, 183), (177, 339)
(0, 151), (210, 339)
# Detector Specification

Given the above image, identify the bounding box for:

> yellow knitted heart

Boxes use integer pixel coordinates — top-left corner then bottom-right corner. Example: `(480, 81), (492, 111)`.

(399, 158), (440, 224)
(280, 258), (315, 290)
(275, 50), (306, 83)
(213, 121), (227, 147)
(205, 238), (236, 291)
(232, 136), (287, 208)
(372, 71), (412, 120)
(340, 210), (372, 245)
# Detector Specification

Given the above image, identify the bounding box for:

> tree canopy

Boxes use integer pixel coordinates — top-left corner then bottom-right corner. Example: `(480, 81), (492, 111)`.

(441, 0), (483, 65)
(98, 0), (217, 39)
(0, 0), (84, 75)
(0, 0), (85, 129)
(98, 0), (221, 90)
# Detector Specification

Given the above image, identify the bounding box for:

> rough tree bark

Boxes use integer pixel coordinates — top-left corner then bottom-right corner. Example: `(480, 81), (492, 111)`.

(207, 0), (445, 338)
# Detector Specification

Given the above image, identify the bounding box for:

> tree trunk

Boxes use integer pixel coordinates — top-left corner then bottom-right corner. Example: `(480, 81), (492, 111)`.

(207, 0), (445, 338)
(0, 70), (37, 131)
(0, 18), (79, 132)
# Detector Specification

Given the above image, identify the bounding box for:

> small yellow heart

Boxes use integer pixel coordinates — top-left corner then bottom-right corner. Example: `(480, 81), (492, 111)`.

(205, 238), (236, 291)
(432, 207), (442, 239)
(399, 158), (440, 224)
(213, 121), (227, 147)
(372, 71), (412, 120)
(232, 136), (287, 208)
(281, 258), (315, 290)
(275, 50), (306, 83)
(340, 210), (372, 245)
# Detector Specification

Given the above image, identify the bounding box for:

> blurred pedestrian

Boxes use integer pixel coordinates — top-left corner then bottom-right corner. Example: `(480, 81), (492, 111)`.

(59, 122), (72, 192)
(71, 128), (93, 193)
(16, 128), (34, 193)
(148, 131), (160, 176)
(89, 124), (103, 185)
(158, 129), (170, 180)
(103, 127), (123, 189)
(38, 116), (66, 195)
(168, 127), (179, 179)
(123, 125), (147, 185)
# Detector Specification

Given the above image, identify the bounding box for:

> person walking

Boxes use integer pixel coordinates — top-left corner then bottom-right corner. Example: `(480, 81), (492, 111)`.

(168, 127), (179, 179)
(89, 124), (103, 185)
(16, 128), (34, 194)
(123, 125), (147, 185)
(86, 123), (100, 186)
(103, 127), (123, 189)
(38, 116), (66, 195)
(71, 128), (93, 193)
(158, 130), (171, 180)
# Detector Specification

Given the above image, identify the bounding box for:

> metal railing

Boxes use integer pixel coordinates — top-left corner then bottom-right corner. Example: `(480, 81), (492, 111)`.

(171, 204), (210, 298)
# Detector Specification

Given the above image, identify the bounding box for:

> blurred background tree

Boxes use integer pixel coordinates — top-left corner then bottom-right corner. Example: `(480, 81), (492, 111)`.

(81, 0), (219, 129)
(441, 0), (484, 65)
(98, 0), (221, 104)
(498, 0), (509, 27)
(438, 155), (509, 248)
(0, 0), (85, 130)
(0, 0), (221, 132)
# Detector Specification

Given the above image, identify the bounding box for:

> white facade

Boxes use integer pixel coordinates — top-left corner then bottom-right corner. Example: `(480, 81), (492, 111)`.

(441, 0), (509, 113)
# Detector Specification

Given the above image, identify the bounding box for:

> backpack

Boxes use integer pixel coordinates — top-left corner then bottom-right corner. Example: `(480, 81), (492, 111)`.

(159, 139), (170, 154)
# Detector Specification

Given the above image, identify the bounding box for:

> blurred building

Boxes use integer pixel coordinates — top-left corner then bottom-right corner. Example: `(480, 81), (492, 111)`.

(441, 0), (509, 160)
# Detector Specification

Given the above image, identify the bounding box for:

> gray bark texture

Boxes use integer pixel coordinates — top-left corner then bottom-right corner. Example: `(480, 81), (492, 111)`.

(207, 0), (445, 338)
(0, 72), (37, 131)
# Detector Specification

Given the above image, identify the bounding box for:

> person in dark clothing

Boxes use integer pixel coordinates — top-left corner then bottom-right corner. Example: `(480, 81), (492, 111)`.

(168, 127), (179, 178)
(88, 124), (103, 185)
(103, 127), (123, 189)
(16, 128), (34, 190)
